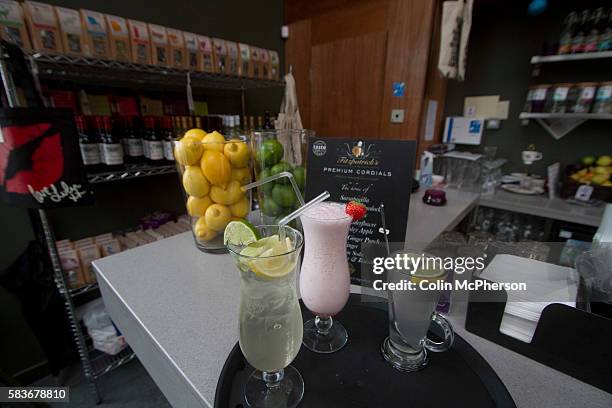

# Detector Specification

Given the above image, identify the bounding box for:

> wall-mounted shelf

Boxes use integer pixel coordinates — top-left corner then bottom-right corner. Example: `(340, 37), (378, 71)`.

(518, 112), (612, 139)
(530, 51), (612, 64)
(26, 50), (285, 91)
(87, 164), (177, 184)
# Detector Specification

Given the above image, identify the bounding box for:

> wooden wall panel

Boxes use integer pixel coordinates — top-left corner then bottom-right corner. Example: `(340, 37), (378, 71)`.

(352, 32), (387, 139)
(311, 0), (387, 45)
(379, 0), (437, 140)
(284, 19), (312, 128)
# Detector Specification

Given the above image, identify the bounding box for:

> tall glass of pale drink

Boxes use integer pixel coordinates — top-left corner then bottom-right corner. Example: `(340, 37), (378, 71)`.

(299, 201), (352, 353)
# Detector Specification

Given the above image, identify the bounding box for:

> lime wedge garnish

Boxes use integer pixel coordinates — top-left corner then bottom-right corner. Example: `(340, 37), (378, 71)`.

(239, 235), (279, 257)
(224, 220), (260, 246)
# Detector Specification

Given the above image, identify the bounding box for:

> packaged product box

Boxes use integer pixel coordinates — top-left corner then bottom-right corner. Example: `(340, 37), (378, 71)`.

(126, 231), (148, 246)
(105, 14), (131, 62)
(98, 239), (121, 257)
(74, 237), (94, 247)
(47, 89), (78, 112)
(59, 249), (85, 289)
(112, 95), (139, 115)
(135, 230), (155, 243)
(196, 35), (214, 73)
(117, 235), (138, 250)
(148, 24), (169, 66)
(76, 245), (100, 284)
(260, 49), (270, 79)
(144, 229), (164, 241)
(237, 43), (250, 77)
(270, 50), (280, 80)
(80, 9), (110, 59)
(183, 31), (199, 71)
(56, 238), (73, 248)
(166, 28), (185, 69)
(127, 19), (151, 65)
(55, 7), (85, 56)
(226, 41), (239, 76)
(23, 1), (61, 53)
(94, 233), (113, 243)
(139, 96), (164, 115)
(0, 0), (31, 49)
(212, 37), (227, 74)
(249, 46), (261, 78)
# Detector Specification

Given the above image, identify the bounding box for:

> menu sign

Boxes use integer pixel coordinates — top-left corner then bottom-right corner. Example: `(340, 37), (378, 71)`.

(305, 137), (416, 285)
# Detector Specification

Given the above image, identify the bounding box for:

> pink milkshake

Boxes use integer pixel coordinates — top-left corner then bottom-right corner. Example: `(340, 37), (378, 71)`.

(299, 201), (353, 353)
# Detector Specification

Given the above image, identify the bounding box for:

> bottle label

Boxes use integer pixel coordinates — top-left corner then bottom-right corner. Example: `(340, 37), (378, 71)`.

(163, 140), (175, 161)
(597, 86), (612, 100)
(103, 143), (124, 165)
(571, 34), (585, 53)
(598, 31), (612, 51)
(98, 143), (106, 163)
(143, 140), (150, 158)
(558, 34), (572, 54)
(553, 87), (569, 101)
(79, 143), (101, 165)
(127, 138), (144, 157)
(148, 141), (164, 160)
(532, 88), (547, 101)
(585, 31), (600, 52)
(580, 86), (596, 100)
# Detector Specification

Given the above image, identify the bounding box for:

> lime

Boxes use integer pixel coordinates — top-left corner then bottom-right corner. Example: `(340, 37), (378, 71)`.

(261, 198), (281, 217)
(256, 139), (284, 167)
(224, 220), (260, 245)
(258, 168), (274, 194)
(239, 235), (279, 257)
(272, 184), (296, 208)
(292, 166), (306, 189)
(271, 161), (293, 184)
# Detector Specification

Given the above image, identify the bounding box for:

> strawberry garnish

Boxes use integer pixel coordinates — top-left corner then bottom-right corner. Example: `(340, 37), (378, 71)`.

(345, 201), (367, 221)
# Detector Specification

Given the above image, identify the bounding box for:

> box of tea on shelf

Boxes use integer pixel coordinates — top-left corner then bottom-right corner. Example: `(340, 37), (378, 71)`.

(0, 0), (31, 49)
(212, 37), (227, 74)
(55, 7), (86, 56)
(127, 19), (151, 65)
(226, 41), (239, 76)
(23, 1), (61, 53)
(105, 14), (130, 62)
(259, 49), (270, 79)
(80, 9), (110, 59)
(238, 43), (250, 77)
(197, 35), (213, 72)
(270, 50), (279, 80)
(183, 31), (200, 71)
(148, 24), (169, 66)
(167, 28), (185, 69)
(249, 46), (260, 78)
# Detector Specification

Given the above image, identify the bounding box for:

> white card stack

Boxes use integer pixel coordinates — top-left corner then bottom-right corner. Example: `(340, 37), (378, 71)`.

(593, 204), (612, 250)
(480, 254), (578, 343)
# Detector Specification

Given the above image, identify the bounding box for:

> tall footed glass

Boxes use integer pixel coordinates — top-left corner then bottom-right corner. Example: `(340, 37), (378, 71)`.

(227, 225), (304, 408)
(299, 202), (352, 353)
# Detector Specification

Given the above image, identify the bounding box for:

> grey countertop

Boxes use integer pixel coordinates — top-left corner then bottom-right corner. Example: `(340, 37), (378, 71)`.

(478, 189), (604, 227)
(95, 230), (612, 408)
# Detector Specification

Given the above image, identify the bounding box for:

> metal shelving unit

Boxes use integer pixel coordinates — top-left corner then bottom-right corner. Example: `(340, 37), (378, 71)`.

(1, 45), (284, 404)
(87, 164), (177, 184)
(530, 51), (612, 64)
(519, 112), (612, 120)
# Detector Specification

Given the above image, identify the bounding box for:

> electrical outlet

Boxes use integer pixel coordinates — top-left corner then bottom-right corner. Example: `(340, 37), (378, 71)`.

(390, 109), (405, 123)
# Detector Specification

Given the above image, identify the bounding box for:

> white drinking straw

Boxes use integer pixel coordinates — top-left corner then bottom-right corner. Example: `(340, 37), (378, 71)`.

(278, 190), (330, 228)
(241, 171), (305, 205)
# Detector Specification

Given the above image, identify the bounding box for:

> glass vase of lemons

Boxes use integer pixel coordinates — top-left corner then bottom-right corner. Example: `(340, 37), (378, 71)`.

(175, 128), (252, 252)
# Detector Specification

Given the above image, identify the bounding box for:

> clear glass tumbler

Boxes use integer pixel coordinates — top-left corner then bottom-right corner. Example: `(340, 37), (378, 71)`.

(299, 201), (352, 353)
(227, 225), (305, 408)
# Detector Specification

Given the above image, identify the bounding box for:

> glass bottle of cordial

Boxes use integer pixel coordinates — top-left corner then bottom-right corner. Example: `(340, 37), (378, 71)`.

(161, 116), (175, 164)
(123, 115), (144, 164)
(98, 116), (124, 170)
(75, 115), (102, 172)
(144, 116), (164, 165)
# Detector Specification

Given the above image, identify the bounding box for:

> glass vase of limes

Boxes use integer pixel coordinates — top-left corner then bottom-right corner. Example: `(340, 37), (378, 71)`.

(174, 128), (252, 252)
(251, 130), (312, 227)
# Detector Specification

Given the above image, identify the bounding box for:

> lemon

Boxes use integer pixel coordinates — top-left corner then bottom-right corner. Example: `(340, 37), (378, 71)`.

(239, 235), (280, 257)
(184, 128), (207, 141)
(175, 138), (203, 166)
(187, 195), (213, 217)
(230, 167), (251, 185)
(247, 237), (296, 279)
(202, 131), (226, 152)
(224, 139), (250, 168)
(201, 150), (231, 186)
(204, 203), (232, 231)
(194, 217), (217, 241)
(229, 195), (250, 218)
(182, 166), (210, 197)
(210, 180), (243, 205)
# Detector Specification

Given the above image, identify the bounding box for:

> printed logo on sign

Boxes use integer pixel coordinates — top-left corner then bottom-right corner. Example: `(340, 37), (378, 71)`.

(469, 120), (481, 134)
(313, 140), (327, 157)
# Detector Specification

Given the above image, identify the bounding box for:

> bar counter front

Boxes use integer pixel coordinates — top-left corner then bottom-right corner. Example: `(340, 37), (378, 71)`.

(93, 190), (612, 408)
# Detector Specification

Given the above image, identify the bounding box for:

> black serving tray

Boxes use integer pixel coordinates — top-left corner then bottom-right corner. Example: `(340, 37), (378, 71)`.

(215, 294), (516, 408)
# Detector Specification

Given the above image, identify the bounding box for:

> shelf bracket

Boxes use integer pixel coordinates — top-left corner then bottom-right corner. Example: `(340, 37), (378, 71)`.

(532, 117), (587, 139)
